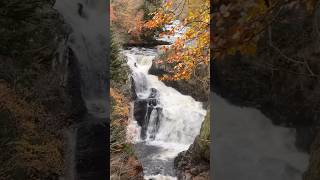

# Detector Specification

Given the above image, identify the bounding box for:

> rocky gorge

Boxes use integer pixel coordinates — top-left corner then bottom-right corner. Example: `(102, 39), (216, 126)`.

(0, 0), (86, 179)
(213, 2), (320, 180)
(147, 51), (210, 179)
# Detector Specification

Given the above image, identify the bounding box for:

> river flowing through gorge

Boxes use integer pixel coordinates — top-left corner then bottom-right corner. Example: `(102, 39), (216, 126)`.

(124, 47), (207, 179)
(53, 0), (310, 179)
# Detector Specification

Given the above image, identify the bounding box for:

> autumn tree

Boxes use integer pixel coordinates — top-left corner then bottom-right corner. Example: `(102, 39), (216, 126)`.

(211, 0), (317, 57)
(111, 0), (162, 44)
(110, 0), (145, 43)
(144, 0), (320, 85)
(144, 0), (210, 90)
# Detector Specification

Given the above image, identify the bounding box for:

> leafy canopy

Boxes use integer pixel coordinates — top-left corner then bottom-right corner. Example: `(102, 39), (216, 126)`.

(145, 0), (210, 81)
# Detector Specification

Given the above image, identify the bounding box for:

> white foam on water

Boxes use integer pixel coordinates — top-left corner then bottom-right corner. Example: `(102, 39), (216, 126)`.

(144, 174), (177, 180)
(213, 93), (309, 180)
(54, 0), (108, 116)
(127, 102), (142, 143)
(124, 48), (206, 146)
(124, 47), (206, 178)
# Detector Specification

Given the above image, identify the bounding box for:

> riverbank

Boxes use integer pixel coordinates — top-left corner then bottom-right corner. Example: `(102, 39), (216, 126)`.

(110, 88), (144, 180)
(124, 46), (210, 180)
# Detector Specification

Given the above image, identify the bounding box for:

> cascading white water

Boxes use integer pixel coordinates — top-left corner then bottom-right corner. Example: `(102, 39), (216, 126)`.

(124, 48), (206, 179)
(54, 0), (107, 117)
(213, 93), (309, 180)
(54, 1), (108, 179)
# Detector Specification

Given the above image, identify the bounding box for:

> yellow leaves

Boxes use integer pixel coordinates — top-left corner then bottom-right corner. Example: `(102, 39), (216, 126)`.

(146, 0), (210, 81)
(0, 82), (64, 178)
(165, 0), (173, 9)
(184, 29), (195, 39)
(144, 11), (174, 29)
(110, 88), (129, 119)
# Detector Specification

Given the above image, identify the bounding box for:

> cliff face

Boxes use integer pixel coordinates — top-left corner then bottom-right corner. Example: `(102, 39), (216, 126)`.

(174, 110), (210, 180)
(0, 1), (87, 179)
(149, 60), (209, 104)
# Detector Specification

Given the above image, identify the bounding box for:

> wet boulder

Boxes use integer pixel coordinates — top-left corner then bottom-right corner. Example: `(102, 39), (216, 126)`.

(174, 110), (210, 180)
(134, 100), (148, 128)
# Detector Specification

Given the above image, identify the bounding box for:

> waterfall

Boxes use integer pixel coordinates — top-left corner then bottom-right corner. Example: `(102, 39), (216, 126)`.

(124, 47), (206, 179)
(54, 0), (108, 179)
(54, 0), (108, 117)
(212, 93), (309, 180)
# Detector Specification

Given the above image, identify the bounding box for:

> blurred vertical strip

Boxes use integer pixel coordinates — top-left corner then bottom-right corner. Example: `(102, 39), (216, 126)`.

(210, 0), (214, 179)
(106, 0), (111, 179)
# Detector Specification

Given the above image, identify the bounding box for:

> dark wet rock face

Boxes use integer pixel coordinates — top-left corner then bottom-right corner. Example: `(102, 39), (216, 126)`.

(124, 40), (170, 48)
(66, 47), (87, 120)
(134, 100), (148, 128)
(174, 110), (210, 180)
(133, 87), (162, 140)
(148, 59), (209, 104)
(131, 76), (138, 100)
(304, 132), (320, 180)
(76, 119), (107, 180)
(148, 60), (170, 76)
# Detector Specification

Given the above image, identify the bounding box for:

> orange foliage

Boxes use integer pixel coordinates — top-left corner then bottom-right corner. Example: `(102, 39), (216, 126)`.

(0, 82), (63, 179)
(110, 88), (129, 124)
(145, 0), (210, 81)
(212, 0), (318, 58)
(111, 0), (144, 39)
(145, 0), (318, 82)
(110, 6), (116, 22)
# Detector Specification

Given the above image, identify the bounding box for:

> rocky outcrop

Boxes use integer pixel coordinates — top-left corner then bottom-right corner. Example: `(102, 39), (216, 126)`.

(133, 87), (161, 140)
(149, 60), (209, 104)
(163, 78), (209, 105)
(148, 48), (210, 179)
(304, 131), (320, 180)
(174, 110), (210, 180)
(148, 60), (170, 76)
(124, 39), (170, 48)
(0, 1), (87, 179)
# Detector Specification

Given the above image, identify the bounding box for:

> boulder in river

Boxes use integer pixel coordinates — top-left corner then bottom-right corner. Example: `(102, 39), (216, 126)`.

(174, 110), (210, 180)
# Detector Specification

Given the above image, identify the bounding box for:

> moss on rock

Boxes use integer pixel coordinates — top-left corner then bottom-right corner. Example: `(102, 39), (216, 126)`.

(174, 109), (210, 180)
